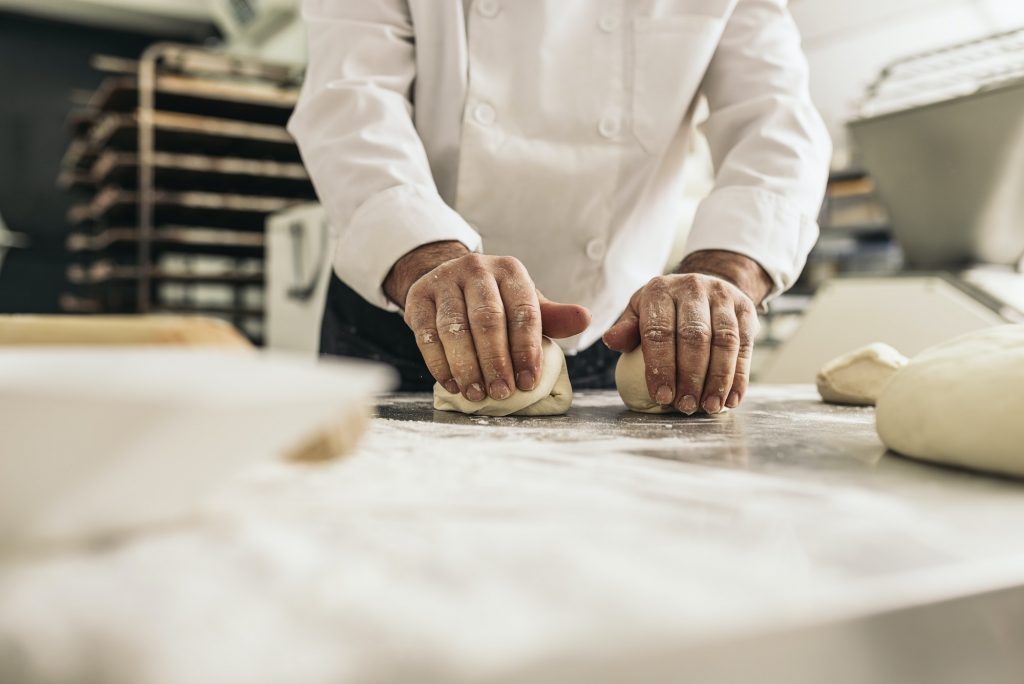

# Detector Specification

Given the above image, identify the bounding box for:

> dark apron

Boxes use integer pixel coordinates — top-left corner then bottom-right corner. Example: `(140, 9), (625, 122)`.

(320, 273), (618, 391)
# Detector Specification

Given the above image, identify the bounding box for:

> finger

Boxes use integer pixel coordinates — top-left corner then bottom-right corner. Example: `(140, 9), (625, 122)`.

(435, 283), (486, 402)
(496, 260), (543, 391)
(537, 291), (592, 339)
(602, 307), (640, 352)
(463, 272), (515, 400)
(603, 288), (644, 352)
(404, 289), (457, 394)
(674, 280), (712, 415)
(638, 278), (677, 408)
(701, 292), (741, 415)
(727, 298), (759, 409)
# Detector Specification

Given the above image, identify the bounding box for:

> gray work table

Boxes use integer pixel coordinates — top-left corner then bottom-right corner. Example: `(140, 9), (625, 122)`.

(2, 386), (1024, 683)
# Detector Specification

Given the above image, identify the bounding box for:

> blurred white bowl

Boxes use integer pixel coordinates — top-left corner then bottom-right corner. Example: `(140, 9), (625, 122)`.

(0, 348), (395, 549)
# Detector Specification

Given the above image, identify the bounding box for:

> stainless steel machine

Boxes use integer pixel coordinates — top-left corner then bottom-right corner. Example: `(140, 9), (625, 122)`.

(763, 28), (1024, 383)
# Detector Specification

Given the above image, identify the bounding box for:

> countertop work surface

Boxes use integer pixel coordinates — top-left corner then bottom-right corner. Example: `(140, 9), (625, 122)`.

(2, 386), (1024, 684)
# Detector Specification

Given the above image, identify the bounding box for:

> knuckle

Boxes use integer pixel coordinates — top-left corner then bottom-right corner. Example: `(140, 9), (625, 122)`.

(450, 360), (479, 380)
(642, 324), (674, 344)
(708, 278), (732, 295)
(470, 304), (506, 332)
(734, 296), (755, 315)
(426, 361), (451, 379)
(495, 255), (522, 272)
(509, 302), (540, 328)
(405, 305), (432, 330)
(677, 322), (712, 345)
(646, 276), (672, 295)
(477, 351), (512, 374)
(676, 273), (705, 292)
(711, 327), (741, 351)
(738, 327), (757, 349)
(509, 344), (541, 368)
(461, 253), (485, 269)
(416, 327), (442, 347)
(437, 303), (469, 336)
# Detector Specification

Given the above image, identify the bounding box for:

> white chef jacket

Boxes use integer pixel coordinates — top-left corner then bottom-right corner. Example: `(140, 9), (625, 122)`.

(288, 0), (832, 352)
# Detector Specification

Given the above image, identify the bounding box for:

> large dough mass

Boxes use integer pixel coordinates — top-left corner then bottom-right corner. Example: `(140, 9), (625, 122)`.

(433, 337), (572, 416)
(876, 325), (1024, 478)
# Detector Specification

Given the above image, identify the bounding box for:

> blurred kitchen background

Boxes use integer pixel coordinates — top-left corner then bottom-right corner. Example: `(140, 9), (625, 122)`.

(0, 0), (1022, 379)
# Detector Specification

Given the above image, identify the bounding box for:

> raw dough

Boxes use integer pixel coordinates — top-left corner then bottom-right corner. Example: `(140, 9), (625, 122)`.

(876, 325), (1024, 478)
(615, 348), (673, 414)
(433, 337), (572, 416)
(816, 343), (908, 406)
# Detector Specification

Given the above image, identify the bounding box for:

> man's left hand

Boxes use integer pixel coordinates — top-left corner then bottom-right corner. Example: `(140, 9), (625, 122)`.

(603, 250), (772, 414)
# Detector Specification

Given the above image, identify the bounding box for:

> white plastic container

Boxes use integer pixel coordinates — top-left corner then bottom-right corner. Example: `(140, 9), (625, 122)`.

(0, 348), (394, 549)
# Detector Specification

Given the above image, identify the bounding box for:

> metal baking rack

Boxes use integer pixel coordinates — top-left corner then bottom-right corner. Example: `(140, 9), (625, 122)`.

(58, 44), (310, 344)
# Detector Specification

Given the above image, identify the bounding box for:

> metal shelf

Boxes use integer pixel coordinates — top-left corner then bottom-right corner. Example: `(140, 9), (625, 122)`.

(67, 260), (264, 285)
(69, 187), (299, 230)
(67, 226), (265, 255)
(57, 44), (308, 343)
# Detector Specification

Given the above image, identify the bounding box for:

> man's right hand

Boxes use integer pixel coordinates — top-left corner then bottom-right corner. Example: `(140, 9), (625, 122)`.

(384, 241), (591, 402)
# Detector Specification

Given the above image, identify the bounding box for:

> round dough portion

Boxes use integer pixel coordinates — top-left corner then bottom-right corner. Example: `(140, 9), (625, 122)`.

(876, 325), (1024, 477)
(615, 347), (673, 414)
(816, 343), (908, 406)
(432, 337), (572, 416)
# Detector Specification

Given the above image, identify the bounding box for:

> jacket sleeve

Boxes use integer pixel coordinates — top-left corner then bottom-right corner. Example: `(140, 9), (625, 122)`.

(683, 0), (832, 299)
(288, 0), (482, 310)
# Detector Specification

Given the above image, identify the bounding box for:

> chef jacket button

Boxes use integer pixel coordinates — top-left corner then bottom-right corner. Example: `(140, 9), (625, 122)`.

(599, 15), (620, 32)
(477, 0), (500, 18)
(585, 238), (607, 261)
(598, 114), (621, 139)
(474, 103), (497, 126)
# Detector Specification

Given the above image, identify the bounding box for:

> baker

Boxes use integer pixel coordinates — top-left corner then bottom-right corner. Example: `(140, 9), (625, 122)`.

(289, 0), (831, 414)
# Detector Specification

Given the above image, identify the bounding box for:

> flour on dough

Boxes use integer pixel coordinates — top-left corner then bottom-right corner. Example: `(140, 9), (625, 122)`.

(816, 343), (908, 406)
(876, 325), (1024, 478)
(433, 337), (572, 416)
(615, 348), (673, 414)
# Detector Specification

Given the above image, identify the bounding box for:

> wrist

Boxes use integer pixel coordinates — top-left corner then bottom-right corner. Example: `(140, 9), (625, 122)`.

(384, 240), (471, 308)
(675, 250), (773, 305)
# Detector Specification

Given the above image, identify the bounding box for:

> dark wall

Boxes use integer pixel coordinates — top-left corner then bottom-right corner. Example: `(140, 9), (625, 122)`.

(0, 12), (209, 313)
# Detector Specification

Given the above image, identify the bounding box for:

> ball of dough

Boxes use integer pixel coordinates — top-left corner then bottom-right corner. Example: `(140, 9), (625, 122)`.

(615, 347), (673, 414)
(876, 325), (1024, 477)
(816, 343), (908, 406)
(432, 337), (572, 416)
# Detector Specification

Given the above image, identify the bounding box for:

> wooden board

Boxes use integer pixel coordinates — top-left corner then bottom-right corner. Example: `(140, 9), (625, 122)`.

(0, 315), (252, 348)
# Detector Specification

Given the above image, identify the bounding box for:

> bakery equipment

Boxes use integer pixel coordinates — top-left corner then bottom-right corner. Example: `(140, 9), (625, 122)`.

(264, 203), (335, 356)
(763, 28), (1024, 383)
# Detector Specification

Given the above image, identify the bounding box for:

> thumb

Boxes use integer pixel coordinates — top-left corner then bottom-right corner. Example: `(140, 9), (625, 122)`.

(537, 291), (591, 340)
(602, 308), (640, 352)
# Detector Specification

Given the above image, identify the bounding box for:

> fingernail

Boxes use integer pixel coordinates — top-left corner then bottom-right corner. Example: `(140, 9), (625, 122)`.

(704, 395), (723, 414)
(490, 380), (511, 400)
(655, 385), (674, 405)
(516, 370), (536, 391)
(443, 379), (459, 394)
(467, 383), (486, 402)
(679, 395), (698, 415)
(726, 390), (740, 408)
